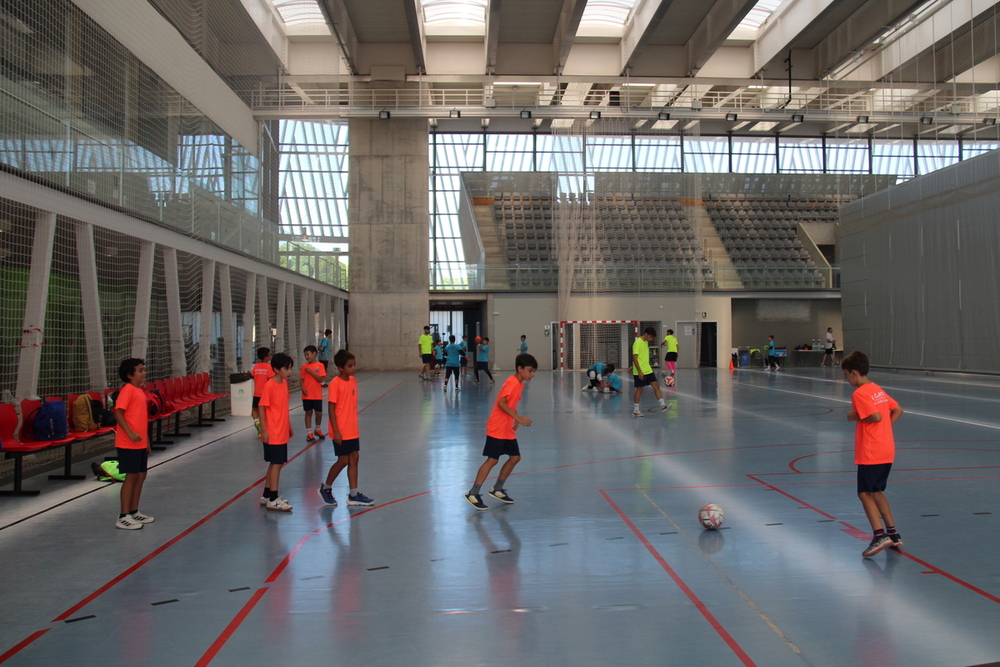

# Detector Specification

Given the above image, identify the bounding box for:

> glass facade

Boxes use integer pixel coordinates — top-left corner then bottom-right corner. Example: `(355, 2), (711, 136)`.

(0, 0), (276, 261)
(429, 131), (999, 287)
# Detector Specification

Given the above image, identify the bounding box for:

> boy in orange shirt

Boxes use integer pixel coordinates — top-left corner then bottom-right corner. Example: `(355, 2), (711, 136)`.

(258, 352), (295, 511)
(300, 345), (326, 442)
(465, 353), (537, 510)
(318, 350), (375, 507)
(113, 358), (153, 530)
(843, 351), (905, 557)
(251, 347), (274, 431)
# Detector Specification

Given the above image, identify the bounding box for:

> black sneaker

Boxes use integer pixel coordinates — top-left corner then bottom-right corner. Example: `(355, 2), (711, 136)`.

(888, 533), (903, 549)
(465, 493), (488, 510)
(489, 489), (514, 504)
(862, 535), (892, 557)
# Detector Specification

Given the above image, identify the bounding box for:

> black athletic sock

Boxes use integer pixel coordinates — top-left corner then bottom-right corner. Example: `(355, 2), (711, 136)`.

(266, 489), (279, 501)
(130, 509), (138, 515)
(119, 513), (128, 519)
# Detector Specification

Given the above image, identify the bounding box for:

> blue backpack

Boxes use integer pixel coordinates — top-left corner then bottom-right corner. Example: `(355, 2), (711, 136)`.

(32, 401), (69, 441)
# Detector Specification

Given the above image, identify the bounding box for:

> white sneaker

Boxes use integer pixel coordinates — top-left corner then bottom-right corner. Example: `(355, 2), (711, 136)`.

(266, 497), (293, 512)
(632, 409), (645, 418)
(260, 495), (268, 505)
(115, 515), (143, 530)
(130, 511), (154, 524)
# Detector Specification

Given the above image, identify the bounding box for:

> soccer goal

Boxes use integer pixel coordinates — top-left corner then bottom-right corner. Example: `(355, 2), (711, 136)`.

(558, 320), (639, 371)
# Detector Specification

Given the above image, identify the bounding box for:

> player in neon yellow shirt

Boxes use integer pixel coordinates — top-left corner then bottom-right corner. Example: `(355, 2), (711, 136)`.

(631, 327), (668, 417)
(418, 326), (434, 381)
(660, 329), (679, 386)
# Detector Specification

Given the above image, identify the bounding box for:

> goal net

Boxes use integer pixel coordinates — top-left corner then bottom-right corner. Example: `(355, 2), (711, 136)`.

(559, 320), (638, 371)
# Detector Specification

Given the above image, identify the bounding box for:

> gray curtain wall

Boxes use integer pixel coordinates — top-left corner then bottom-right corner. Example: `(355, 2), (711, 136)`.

(840, 150), (1000, 373)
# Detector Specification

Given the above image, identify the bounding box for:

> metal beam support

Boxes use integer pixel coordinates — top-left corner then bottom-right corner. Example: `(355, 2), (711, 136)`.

(162, 247), (187, 378)
(621, 0), (677, 74)
(285, 283), (299, 366)
(403, 0), (428, 75)
(197, 260), (216, 375)
(243, 271), (257, 372)
(485, 0), (503, 75)
(685, 0), (758, 76)
(75, 221), (108, 390)
(15, 211), (56, 400)
(257, 275), (271, 351)
(218, 264), (236, 376)
(814, 0), (927, 77)
(554, 0), (588, 74)
(131, 241), (156, 362)
(754, 0), (838, 75)
(318, 0), (360, 75)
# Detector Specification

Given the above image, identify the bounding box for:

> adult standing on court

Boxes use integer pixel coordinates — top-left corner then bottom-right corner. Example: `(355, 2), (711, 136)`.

(821, 327), (837, 367)
(418, 325), (435, 381)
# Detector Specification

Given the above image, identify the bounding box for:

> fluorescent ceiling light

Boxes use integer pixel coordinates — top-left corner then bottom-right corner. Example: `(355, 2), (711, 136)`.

(651, 119), (678, 130)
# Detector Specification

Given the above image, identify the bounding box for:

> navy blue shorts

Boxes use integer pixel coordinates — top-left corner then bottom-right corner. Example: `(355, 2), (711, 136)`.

(263, 443), (288, 464)
(333, 437), (360, 457)
(857, 463), (892, 493)
(115, 448), (148, 474)
(422, 353), (433, 364)
(302, 399), (323, 413)
(252, 396), (261, 408)
(482, 436), (520, 459)
(633, 373), (656, 388)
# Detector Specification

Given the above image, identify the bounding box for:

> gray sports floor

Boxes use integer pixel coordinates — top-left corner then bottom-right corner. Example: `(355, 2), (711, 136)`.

(2, 368), (999, 666)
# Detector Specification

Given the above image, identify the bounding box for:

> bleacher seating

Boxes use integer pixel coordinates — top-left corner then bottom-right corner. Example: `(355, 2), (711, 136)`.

(705, 197), (844, 289)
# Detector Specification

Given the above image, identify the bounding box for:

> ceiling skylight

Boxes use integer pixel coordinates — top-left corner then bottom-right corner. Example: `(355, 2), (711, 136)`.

(578, 0), (638, 38)
(422, 0), (488, 35)
(268, 0), (330, 35)
(728, 0), (783, 41)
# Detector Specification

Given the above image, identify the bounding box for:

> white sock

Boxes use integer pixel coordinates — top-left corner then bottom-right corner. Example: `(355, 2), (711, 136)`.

(633, 403), (640, 411)
(658, 398), (666, 406)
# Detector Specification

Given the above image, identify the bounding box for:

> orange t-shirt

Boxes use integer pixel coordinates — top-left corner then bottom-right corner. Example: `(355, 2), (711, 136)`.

(852, 381), (899, 465)
(252, 362), (275, 397)
(258, 378), (291, 445)
(299, 362), (326, 400)
(327, 375), (359, 440)
(114, 383), (148, 450)
(486, 375), (525, 440)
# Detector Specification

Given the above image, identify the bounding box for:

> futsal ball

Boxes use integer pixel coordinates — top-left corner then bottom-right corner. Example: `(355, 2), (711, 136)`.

(474, 336), (482, 343)
(698, 503), (724, 530)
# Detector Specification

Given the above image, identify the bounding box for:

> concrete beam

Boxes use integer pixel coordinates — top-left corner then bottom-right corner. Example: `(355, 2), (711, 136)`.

(686, 0), (758, 76)
(553, 0), (588, 75)
(620, 0), (677, 74)
(485, 0), (503, 75)
(403, 0), (428, 75)
(318, 0), (360, 75)
(814, 0), (927, 77)
(753, 0), (838, 75)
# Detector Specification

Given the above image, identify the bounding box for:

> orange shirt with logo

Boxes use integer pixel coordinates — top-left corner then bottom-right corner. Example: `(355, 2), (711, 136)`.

(852, 381), (899, 465)
(114, 382), (149, 450)
(327, 375), (359, 440)
(252, 362), (275, 397)
(258, 378), (291, 445)
(299, 362), (326, 400)
(486, 375), (525, 440)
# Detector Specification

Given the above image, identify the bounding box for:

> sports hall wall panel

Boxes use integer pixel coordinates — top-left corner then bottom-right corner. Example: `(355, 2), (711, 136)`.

(840, 149), (1000, 373)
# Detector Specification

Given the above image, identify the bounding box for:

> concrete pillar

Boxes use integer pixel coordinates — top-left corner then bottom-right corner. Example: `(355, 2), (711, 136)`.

(75, 221), (108, 389)
(348, 118), (429, 370)
(16, 211), (57, 400)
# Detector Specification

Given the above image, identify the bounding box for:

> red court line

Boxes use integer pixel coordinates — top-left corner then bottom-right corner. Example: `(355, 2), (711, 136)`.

(194, 587), (269, 667)
(745, 475), (1000, 606)
(600, 490), (757, 667)
(0, 630), (49, 664)
(788, 446), (1000, 473)
(745, 474), (837, 520)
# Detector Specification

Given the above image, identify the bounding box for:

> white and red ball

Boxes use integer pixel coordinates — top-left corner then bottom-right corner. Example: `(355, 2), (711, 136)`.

(698, 503), (724, 530)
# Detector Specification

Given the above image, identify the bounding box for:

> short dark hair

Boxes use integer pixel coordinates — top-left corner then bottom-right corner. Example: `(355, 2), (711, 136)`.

(324, 329), (332, 336)
(520, 334), (526, 339)
(644, 326), (656, 337)
(666, 329), (673, 335)
(257, 347), (271, 361)
(841, 350), (869, 376)
(605, 363), (615, 374)
(304, 345), (318, 354)
(483, 337), (489, 343)
(449, 334), (456, 343)
(423, 326), (430, 331)
(333, 349), (355, 368)
(271, 352), (293, 370)
(119, 358), (145, 383)
(515, 353), (538, 370)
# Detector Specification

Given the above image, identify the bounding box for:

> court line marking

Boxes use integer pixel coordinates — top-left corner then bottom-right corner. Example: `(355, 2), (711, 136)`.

(0, 379), (406, 664)
(745, 474), (1000, 605)
(786, 447), (1000, 473)
(600, 491), (758, 667)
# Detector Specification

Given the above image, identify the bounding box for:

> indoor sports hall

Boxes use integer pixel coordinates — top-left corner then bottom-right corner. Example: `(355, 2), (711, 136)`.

(1, 0), (999, 665)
